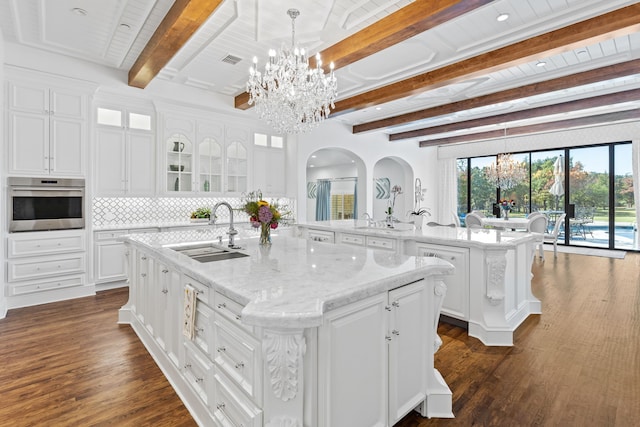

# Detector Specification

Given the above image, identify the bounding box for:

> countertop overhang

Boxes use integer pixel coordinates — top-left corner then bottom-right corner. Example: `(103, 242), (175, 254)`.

(121, 228), (454, 329)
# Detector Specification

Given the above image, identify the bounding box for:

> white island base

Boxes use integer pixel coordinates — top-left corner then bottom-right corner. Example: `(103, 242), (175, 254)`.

(118, 231), (455, 426)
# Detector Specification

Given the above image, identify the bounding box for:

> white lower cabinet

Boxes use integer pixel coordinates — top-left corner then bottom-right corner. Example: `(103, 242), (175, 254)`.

(415, 243), (469, 320)
(6, 230), (87, 298)
(319, 280), (433, 427)
(122, 246), (449, 427)
(94, 228), (158, 285)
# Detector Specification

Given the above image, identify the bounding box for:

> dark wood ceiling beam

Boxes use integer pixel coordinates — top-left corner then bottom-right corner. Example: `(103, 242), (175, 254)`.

(335, 4), (640, 115)
(354, 58), (640, 134)
(390, 87), (640, 140)
(128, 0), (224, 89)
(418, 109), (640, 147)
(234, 0), (493, 110)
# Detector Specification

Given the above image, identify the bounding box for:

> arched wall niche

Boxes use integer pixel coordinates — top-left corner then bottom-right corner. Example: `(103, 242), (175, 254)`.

(372, 156), (414, 221)
(305, 148), (366, 222)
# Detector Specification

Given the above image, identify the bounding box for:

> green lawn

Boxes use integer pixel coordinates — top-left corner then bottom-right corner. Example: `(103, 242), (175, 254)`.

(594, 207), (637, 224)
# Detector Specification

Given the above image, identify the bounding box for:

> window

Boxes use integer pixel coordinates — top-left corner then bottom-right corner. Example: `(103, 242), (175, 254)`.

(254, 133), (268, 146)
(129, 112), (151, 130)
(457, 141), (636, 251)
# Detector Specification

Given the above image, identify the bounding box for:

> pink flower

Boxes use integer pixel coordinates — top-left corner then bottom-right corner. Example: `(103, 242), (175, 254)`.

(270, 222), (278, 229)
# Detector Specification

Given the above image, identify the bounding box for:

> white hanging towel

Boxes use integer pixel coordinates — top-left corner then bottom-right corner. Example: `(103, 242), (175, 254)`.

(183, 284), (197, 340)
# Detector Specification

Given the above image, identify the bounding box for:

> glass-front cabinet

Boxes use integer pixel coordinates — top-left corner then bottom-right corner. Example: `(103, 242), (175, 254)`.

(226, 141), (247, 193)
(198, 137), (222, 193)
(166, 133), (193, 192)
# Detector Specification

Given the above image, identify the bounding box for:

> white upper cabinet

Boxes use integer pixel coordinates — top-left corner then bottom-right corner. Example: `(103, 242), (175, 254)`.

(161, 112), (253, 195)
(7, 80), (88, 177)
(253, 133), (286, 196)
(94, 106), (155, 196)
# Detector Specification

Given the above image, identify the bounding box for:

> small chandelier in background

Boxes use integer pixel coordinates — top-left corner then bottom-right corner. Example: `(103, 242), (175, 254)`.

(485, 153), (527, 190)
(246, 9), (338, 135)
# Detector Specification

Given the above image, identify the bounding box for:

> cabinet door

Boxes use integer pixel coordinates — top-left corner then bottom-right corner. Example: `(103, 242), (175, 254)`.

(9, 111), (48, 174)
(319, 293), (388, 427)
(50, 89), (84, 119)
(416, 244), (469, 319)
(7, 81), (49, 113)
(128, 133), (156, 195)
(50, 117), (84, 176)
(95, 128), (126, 195)
(388, 281), (428, 425)
(253, 146), (285, 196)
(166, 134), (193, 192)
(95, 241), (128, 283)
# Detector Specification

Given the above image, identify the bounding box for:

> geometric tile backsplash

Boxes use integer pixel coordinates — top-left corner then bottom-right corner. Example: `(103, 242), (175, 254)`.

(92, 196), (296, 227)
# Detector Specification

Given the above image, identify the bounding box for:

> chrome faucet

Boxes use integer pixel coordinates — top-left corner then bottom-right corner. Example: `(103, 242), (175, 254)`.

(362, 212), (375, 227)
(210, 202), (238, 248)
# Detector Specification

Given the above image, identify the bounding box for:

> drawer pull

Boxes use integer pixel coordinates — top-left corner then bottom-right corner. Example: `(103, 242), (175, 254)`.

(184, 363), (192, 369)
(162, 269), (169, 274)
(195, 377), (204, 383)
(217, 346), (226, 353)
(234, 361), (245, 369)
(235, 314), (242, 321)
(392, 300), (400, 308)
(141, 273), (146, 278)
(392, 329), (400, 336)
(196, 327), (204, 333)
(162, 289), (168, 294)
(217, 302), (226, 309)
(141, 256), (147, 260)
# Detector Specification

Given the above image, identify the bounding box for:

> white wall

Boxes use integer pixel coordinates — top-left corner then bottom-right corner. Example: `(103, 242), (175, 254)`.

(296, 120), (438, 222)
(0, 28), (6, 318)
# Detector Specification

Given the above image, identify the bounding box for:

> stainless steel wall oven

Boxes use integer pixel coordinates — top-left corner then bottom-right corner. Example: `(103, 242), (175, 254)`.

(8, 177), (85, 232)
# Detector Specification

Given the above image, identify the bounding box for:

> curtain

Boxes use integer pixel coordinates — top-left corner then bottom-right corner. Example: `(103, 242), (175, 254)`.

(437, 157), (458, 225)
(316, 180), (332, 221)
(353, 179), (358, 219)
(633, 140), (639, 249)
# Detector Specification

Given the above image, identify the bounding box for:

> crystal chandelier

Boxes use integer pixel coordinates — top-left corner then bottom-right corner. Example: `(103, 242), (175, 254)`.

(246, 9), (338, 134)
(485, 153), (527, 190)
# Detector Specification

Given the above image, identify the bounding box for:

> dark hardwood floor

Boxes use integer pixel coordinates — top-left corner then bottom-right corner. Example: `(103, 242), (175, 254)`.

(0, 251), (638, 426)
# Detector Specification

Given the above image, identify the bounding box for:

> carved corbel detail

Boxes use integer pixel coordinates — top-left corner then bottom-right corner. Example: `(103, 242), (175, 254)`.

(485, 252), (507, 305)
(263, 329), (306, 401)
(433, 280), (448, 352)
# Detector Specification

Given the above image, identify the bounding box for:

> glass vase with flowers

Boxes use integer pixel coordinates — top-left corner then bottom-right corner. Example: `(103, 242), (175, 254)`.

(243, 190), (282, 245)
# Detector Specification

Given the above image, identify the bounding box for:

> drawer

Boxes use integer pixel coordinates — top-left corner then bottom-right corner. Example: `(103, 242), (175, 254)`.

(193, 302), (214, 359)
(340, 233), (365, 246)
(184, 275), (210, 306)
(214, 291), (253, 335)
(95, 230), (129, 241)
(213, 366), (262, 427)
(8, 232), (85, 257)
(9, 275), (85, 296)
(366, 236), (396, 250)
(213, 314), (261, 402)
(183, 342), (214, 407)
(8, 254), (85, 282)
(308, 229), (335, 243)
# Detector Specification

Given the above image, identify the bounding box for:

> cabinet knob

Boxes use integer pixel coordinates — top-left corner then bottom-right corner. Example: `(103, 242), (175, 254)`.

(392, 329), (400, 336)
(162, 289), (168, 294)
(391, 300), (400, 308)
(162, 269), (169, 274)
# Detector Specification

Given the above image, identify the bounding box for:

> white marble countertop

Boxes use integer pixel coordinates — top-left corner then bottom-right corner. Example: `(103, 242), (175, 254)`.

(121, 228), (454, 329)
(298, 219), (536, 249)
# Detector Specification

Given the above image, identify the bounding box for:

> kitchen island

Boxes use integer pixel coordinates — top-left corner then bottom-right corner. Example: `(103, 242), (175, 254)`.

(119, 228), (455, 427)
(296, 220), (540, 347)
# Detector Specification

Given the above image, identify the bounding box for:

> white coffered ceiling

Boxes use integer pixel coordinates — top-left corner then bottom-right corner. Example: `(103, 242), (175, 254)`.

(1, 0), (639, 142)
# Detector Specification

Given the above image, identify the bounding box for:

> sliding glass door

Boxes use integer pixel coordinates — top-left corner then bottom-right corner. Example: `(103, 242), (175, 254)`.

(458, 141), (637, 251)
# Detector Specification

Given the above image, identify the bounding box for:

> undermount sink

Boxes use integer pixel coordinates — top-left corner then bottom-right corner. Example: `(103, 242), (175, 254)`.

(167, 243), (249, 263)
(354, 225), (412, 232)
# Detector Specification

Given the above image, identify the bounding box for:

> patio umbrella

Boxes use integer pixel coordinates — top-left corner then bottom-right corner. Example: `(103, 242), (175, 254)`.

(549, 155), (564, 209)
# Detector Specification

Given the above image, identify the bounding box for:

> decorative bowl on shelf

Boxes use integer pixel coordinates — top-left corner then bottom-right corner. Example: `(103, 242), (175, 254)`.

(169, 164), (185, 171)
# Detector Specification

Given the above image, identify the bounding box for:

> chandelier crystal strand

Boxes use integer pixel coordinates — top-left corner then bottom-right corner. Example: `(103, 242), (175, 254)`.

(485, 153), (527, 190)
(246, 9), (338, 134)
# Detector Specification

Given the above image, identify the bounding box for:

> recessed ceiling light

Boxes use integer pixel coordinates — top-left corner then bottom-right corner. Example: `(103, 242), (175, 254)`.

(496, 13), (509, 22)
(71, 7), (87, 16)
(311, 155), (317, 158)
(536, 61), (547, 67)
(309, 164), (315, 168)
